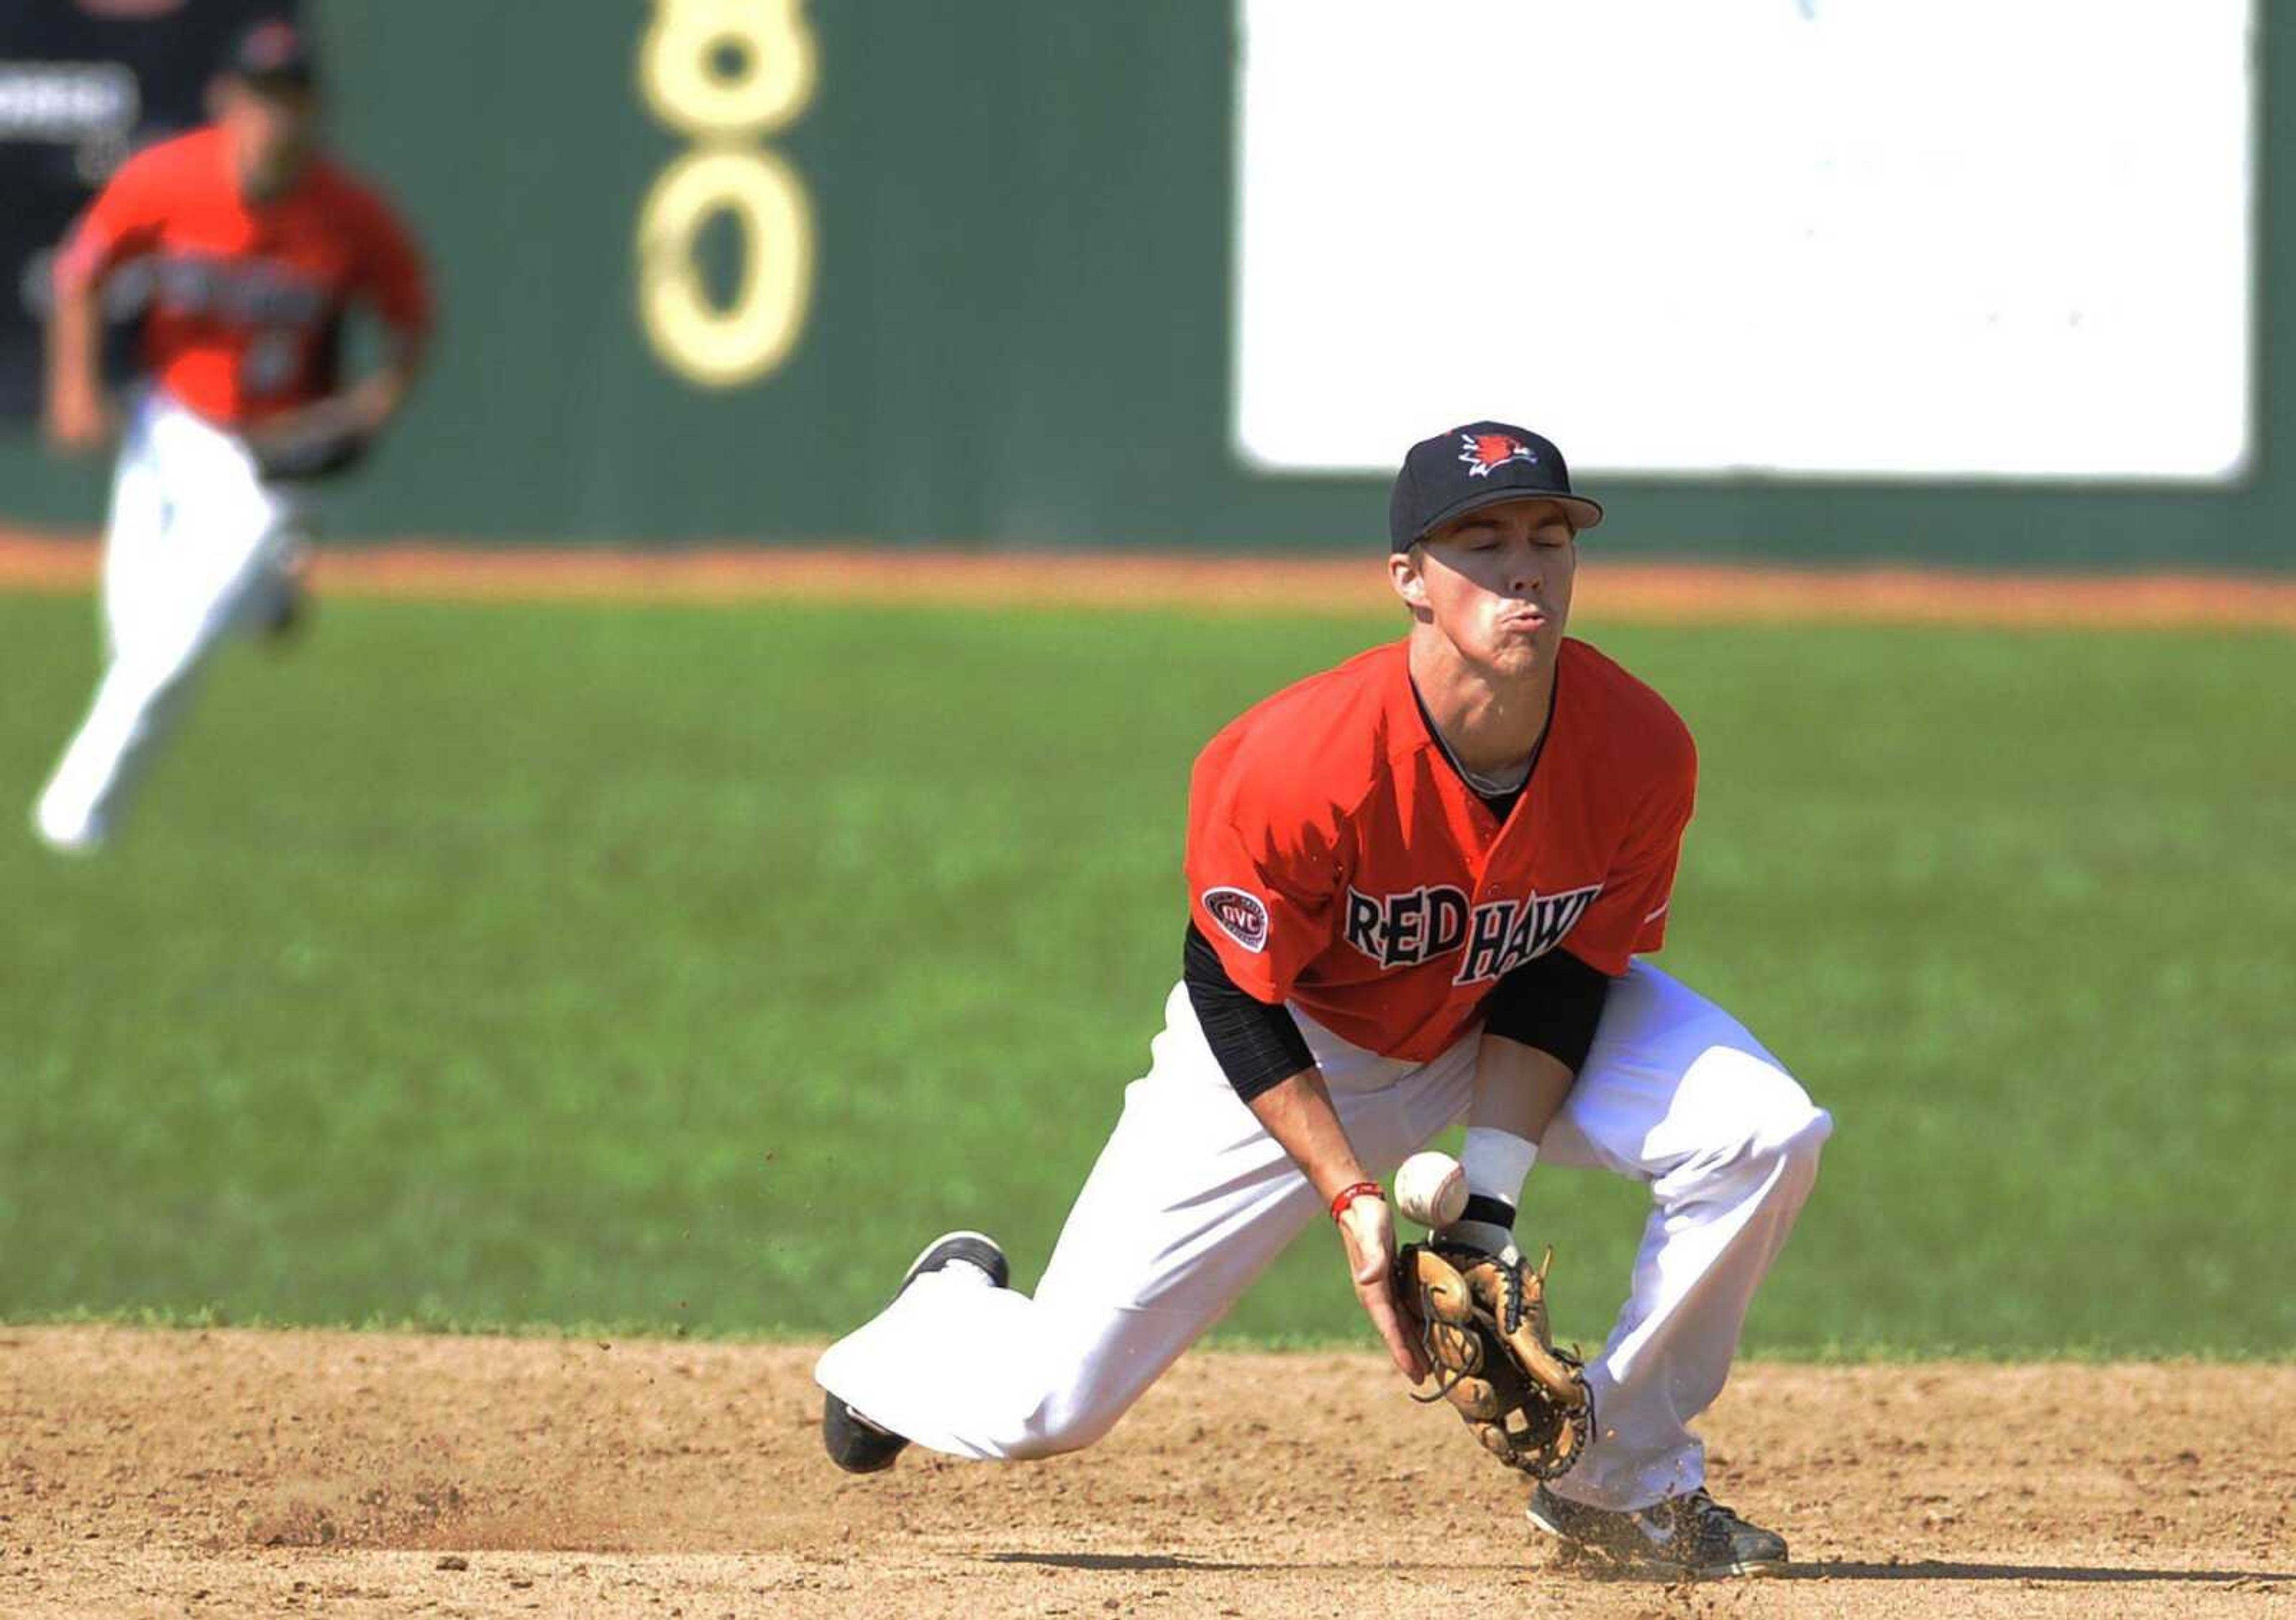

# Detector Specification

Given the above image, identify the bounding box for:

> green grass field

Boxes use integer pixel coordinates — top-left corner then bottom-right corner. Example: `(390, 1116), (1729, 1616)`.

(3, 590), (2291, 1357)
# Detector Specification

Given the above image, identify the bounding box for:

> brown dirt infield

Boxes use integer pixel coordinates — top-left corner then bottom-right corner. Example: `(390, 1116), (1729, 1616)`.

(2, 1327), (2290, 1618)
(5, 528), (2296, 627)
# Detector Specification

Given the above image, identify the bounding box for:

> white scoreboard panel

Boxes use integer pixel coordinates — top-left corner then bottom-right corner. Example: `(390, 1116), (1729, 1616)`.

(1233, 1), (2255, 482)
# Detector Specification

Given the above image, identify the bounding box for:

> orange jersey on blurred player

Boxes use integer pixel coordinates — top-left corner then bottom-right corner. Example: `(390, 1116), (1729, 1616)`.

(1186, 636), (1694, 1062)
(54, 123), (430, 428)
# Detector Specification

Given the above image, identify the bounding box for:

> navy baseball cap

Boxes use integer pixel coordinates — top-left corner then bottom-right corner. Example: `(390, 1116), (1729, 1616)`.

(1388, 421), (1604, 551)
(225, 17), (319, 88)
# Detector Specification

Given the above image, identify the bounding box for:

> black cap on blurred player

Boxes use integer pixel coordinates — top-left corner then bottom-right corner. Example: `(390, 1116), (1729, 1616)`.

(225, 16), (319, 90)
(1388, 421), (1604, 551)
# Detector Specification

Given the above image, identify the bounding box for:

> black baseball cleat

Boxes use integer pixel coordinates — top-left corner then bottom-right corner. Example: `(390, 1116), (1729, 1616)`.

(261, 581), (305, 643)
(821, 1230), (1010, 1475)
(259, 554), (311, 647)
(1528, 1483), (1789, 1579)
(821, 1393), (906, 1474)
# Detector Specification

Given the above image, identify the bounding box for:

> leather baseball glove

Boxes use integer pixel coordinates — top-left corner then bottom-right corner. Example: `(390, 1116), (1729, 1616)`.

(246, 402), (373, 484)
(1396, 1240), (1594, 1481)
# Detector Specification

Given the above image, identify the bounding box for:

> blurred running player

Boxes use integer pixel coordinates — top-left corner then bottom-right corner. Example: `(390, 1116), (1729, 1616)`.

(33, 16), (431, 854)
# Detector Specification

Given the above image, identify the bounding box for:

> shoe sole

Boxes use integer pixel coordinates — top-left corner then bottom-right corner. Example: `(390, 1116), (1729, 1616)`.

(1525, 1503), (1786, 1581)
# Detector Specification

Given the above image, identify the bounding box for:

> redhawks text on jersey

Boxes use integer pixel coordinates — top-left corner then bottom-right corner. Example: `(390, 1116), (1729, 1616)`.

(1341, 880), (1603, 983)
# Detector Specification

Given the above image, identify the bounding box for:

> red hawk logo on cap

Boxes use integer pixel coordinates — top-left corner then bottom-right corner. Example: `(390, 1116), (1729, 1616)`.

(1459, 432), (1538, 479)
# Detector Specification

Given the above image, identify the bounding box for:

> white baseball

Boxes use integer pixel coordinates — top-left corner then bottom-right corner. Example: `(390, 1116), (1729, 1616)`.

(1394, 1150), (1468, 1228)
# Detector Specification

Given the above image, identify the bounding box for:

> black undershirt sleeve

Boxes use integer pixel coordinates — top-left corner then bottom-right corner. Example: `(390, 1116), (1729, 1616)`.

(1183, 922), (1316, 1102)
(1481, 947), (1613, 1075)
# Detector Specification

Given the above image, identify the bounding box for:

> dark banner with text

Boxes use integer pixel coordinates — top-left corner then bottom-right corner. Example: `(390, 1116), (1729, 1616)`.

(0, 0), (291, 420)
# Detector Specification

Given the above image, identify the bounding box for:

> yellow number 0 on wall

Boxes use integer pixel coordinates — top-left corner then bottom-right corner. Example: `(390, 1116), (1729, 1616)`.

(635, 0), (817, 389)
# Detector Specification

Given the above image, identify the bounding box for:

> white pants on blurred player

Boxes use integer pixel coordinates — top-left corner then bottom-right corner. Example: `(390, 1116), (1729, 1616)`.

(815, 962), (1831, 1512)
(33, 388), (307, 853)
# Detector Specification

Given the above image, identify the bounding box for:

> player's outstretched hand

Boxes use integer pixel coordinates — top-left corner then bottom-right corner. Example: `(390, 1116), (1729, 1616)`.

(1336, 1194), (1430, 1383)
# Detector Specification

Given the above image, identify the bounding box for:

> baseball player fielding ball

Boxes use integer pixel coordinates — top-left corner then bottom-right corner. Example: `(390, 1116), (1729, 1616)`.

(814, 421), (1833, 1580)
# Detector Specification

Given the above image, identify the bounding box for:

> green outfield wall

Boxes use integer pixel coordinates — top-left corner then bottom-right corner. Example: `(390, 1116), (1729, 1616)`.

(1, 1), (2289, 569)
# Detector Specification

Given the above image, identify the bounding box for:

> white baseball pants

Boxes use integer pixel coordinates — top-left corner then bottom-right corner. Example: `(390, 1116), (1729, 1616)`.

(815, 962), (1830, 1511)
(34, 389), (307, 852)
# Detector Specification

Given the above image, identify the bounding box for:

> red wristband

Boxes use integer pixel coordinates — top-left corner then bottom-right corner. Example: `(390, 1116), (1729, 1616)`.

(1329, 1180), (1384, 1222)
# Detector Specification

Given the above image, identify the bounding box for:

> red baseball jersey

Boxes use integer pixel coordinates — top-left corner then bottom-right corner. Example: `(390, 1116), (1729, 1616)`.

(1186, 637), (1695, 1062)
(54, 127), (432, 427)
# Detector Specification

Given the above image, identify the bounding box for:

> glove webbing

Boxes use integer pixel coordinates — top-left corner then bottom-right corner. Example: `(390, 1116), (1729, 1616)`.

(1402, 1241), (1535, 1408)
(1403, 1243), (1598, 1483)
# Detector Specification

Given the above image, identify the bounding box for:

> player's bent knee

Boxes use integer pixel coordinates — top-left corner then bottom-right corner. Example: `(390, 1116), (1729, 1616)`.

(996, 1399), (1125, 1462)
(1692, 1103), (1828, 1209)
(1764, 1103), (1831, 1191)
(997, 1358), (1156, 1460)
(1669, 1044), (1831, 1189)
(1742, 1069), (1830, 1171)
